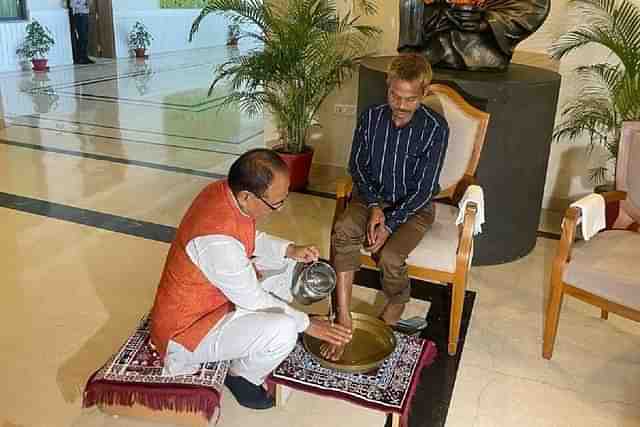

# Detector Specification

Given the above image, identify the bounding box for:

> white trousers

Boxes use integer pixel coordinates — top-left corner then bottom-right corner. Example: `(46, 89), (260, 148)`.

(164, 257), (299, 385)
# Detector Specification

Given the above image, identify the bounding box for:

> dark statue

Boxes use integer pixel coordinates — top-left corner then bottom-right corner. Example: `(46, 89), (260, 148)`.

(398, 0), (551, 71)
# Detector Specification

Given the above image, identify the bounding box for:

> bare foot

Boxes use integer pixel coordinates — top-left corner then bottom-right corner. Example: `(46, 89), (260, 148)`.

(320, 313), (352, 361)
(380, 302), (406, 326)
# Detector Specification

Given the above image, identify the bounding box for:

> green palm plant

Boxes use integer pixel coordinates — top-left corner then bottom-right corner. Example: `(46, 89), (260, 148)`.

(550, 0), (640, 183)
(190, 0), (380, 154)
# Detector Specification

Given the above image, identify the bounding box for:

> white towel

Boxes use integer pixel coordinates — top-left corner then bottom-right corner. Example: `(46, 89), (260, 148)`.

(456, 185), (485, 235)
(569, 193), (606, 241)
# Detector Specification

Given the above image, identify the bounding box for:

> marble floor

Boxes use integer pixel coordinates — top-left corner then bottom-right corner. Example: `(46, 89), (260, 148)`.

(1, 49), (639, 427)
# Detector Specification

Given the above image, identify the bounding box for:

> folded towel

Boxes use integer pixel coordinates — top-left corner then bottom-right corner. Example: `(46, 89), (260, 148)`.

(569, 193), (606, 240)
(456, 185), (485, 235)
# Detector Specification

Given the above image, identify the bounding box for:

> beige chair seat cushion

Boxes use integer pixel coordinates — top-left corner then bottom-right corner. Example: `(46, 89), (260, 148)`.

(362, 203), (460, 273)
(563, 230), (640, 310)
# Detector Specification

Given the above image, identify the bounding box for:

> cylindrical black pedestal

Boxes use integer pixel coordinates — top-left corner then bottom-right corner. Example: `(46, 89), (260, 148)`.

(358, 59), (561, 265)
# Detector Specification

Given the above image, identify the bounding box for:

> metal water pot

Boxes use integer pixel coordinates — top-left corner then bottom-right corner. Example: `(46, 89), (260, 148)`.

(291, 260), (337, 305)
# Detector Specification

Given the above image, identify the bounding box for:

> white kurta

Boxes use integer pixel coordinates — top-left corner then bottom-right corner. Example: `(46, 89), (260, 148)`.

(163, 231), (309, 385)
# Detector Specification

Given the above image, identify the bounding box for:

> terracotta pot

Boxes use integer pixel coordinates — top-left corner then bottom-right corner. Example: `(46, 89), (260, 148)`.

(276, 146), (314, 191)
(135, 48), (146, 58)
(32, 58), (48, 72)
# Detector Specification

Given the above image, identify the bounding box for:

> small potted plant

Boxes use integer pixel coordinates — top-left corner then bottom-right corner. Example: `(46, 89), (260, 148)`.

(128, 21), (153, 58)
(227, 23), (240, 47)
(17, 20), (55, 72)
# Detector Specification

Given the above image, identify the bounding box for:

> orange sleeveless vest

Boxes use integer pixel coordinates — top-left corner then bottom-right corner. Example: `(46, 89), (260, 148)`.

(150, 180), (255, 357)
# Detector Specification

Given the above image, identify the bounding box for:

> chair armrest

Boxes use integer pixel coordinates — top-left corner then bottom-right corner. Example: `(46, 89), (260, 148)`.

(601, 190), (627, 204)
(336, 176), (353, 200)
(333, 176), (354, 232)
(452, 174), (476, 206)
(456, 202), (477, 271)
(556, 206), (581, 266)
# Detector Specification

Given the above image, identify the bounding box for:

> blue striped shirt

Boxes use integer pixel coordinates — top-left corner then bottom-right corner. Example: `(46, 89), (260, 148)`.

(349, 104), (449, 232)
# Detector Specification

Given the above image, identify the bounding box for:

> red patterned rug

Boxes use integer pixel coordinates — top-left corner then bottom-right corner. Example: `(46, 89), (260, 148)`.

(268, 333), (437, 427)
(83, 315), (229, 421)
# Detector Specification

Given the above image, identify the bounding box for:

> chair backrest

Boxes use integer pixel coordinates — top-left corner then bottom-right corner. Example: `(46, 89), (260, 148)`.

(616, 121), (640, 222)
(423, 84), (490, 198)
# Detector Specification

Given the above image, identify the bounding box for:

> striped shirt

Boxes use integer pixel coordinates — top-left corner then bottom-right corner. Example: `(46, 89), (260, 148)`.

(349, 104), (449, 232)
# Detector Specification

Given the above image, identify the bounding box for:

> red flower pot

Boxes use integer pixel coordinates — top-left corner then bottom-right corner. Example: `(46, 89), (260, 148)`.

(276, 146), (314, 191)
(32, 58), (48, 72)
(135, 48), (146, 58)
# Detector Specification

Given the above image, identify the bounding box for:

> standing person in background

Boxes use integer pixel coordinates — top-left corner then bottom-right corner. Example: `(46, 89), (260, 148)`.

(70, 0), (94, 64)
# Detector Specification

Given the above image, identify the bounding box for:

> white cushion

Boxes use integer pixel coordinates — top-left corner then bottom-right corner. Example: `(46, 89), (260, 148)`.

(563, 230), (640, 310)
(361, 203), (460, 273)
(423, 94), (480, 192)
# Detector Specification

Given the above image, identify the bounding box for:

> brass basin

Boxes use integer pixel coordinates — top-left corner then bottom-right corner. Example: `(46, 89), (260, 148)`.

(303, 312), (396, 373)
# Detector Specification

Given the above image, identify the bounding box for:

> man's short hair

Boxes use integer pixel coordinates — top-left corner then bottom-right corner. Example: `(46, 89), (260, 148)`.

(386, 54), (433, 90)
(228, 148), (288, 197)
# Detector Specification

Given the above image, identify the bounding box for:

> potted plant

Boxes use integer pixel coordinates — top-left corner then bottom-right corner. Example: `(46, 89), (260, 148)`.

(190, 0), (380, 190)
(128, 21), (153, 58)
(227, 22), (240, 47)
(550, 0), (640, 185)
(17, 20), (55, 72)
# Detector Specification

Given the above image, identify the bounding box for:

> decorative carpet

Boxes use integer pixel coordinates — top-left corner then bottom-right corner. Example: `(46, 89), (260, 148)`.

(82, 316), (229, 422)
(269, 334), (437, 427)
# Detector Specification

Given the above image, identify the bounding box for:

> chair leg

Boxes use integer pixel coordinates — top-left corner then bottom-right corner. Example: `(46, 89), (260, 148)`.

(601, 309), (609, 320)
(542, 278), (565, 360)
(448, 278), (465, 356)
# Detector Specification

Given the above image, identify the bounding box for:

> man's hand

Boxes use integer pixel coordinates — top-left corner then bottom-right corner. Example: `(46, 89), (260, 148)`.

(305, 318), (352, 346)
(286, 244), (320, 263)
(367, 207), (385, 247)
(365, 225), (391, 254)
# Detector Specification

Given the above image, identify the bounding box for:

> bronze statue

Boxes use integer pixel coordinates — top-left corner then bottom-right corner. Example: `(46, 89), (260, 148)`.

(398, 0), (550, 71)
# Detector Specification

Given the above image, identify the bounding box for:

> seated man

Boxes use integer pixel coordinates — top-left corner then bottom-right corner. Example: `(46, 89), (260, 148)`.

(328, 54), (449, 359)
(150, 149), (352, 409)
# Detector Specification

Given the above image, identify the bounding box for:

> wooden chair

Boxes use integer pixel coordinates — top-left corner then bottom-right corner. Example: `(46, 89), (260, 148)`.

(333, 83), (490, 355)
(543, 121), (640, 359)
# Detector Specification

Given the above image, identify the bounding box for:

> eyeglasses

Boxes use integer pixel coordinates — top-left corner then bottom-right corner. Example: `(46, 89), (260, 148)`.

(253, 192), (287, 211)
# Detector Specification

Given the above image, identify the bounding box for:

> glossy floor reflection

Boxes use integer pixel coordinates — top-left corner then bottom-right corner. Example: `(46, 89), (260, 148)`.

(1, 52), (639, 427)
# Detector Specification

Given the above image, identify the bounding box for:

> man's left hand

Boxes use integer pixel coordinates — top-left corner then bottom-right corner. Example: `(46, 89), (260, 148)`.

(286, 244), (320, 263)
(365, 225), (391, 254)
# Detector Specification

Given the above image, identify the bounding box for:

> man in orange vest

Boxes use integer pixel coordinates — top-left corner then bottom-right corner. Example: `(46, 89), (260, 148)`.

(150, 149), (351, 410)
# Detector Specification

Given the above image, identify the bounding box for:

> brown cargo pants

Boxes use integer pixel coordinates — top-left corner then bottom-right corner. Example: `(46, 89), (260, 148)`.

(331, 190), (435, 304)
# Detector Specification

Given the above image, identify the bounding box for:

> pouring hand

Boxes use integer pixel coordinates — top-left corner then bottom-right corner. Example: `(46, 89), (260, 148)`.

(286, 244), (320, 263)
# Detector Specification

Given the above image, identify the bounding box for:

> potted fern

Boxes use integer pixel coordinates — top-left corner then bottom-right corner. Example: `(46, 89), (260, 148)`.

(17, 20), (55, 72)
(190, 0), (380, 190)
(550, 0), (640, 184)
(128, 21), (153, 58)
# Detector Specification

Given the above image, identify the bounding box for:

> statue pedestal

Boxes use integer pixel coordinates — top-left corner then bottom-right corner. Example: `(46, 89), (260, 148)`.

(359, 58), (561, 265)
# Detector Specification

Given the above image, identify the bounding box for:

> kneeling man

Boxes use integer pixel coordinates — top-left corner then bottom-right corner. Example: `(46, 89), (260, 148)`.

(150, 149), (351, 409)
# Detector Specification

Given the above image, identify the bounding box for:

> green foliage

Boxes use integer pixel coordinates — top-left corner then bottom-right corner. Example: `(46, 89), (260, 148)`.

(550, 0), (640, 183)
(16, 20), (55, 60)
(190, 0), (380, 154)
(160, 0), (207, 8)
(128, 21), (154, 50)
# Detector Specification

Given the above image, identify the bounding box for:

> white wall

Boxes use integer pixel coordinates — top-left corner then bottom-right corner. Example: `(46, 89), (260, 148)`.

(27, 0), (65, 11)
(112, 0), (161, 10)
(113, 9), (229, 57)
